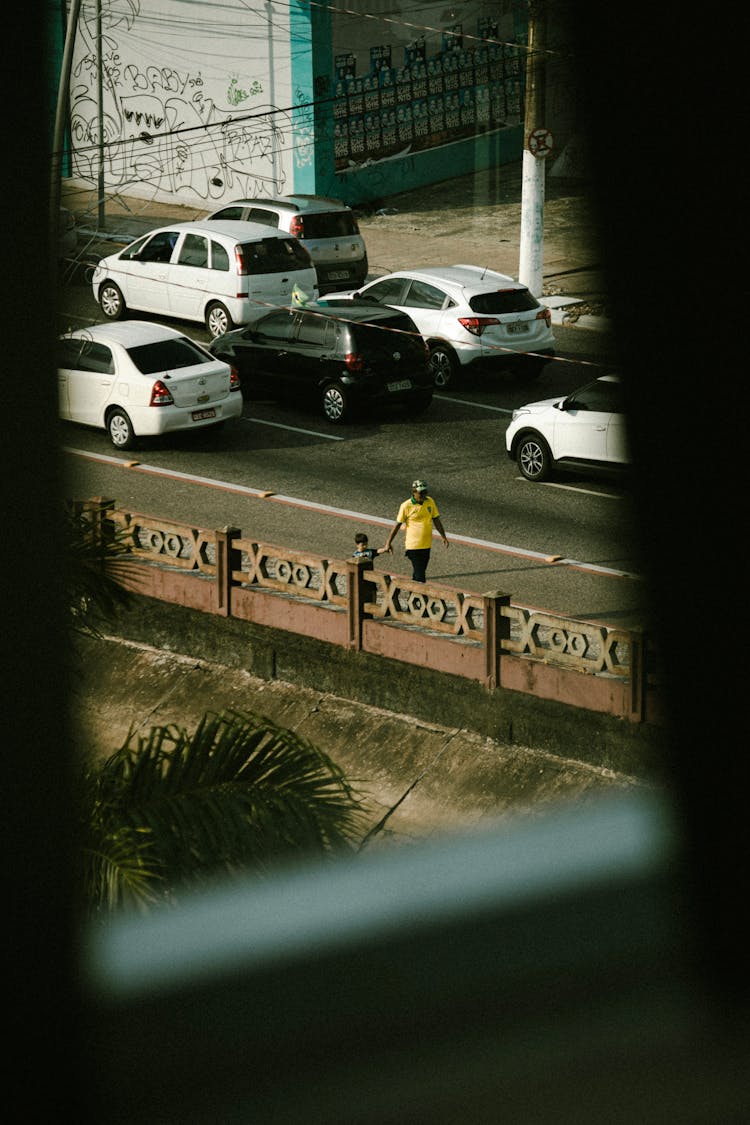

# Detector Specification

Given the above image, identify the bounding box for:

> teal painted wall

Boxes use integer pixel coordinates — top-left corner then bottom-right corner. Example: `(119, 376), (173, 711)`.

(304, 3), (527, 206)
(322, 125), (523, 208)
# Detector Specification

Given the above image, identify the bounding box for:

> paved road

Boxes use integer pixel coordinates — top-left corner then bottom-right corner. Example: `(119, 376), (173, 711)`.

(60, 169), (648, 629)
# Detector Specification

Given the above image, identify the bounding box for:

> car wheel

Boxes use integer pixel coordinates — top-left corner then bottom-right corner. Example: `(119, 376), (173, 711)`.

(206, 302), (234, 339)
(106, 408), (135, 450)
(99, 281), (126, 321)
(321, 382), (350, 423)
(428, 344), (458, 389)
(516, 432), (553, 482)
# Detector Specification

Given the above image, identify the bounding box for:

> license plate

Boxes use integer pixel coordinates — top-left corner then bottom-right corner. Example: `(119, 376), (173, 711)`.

(507, 321), (529, 335)
(327, 270), (350, 280)
(388, 379), (412, 392)
(192, 408), (216, 421)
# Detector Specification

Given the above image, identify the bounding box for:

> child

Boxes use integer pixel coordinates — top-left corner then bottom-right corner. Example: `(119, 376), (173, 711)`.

(351, 532), (390, 561)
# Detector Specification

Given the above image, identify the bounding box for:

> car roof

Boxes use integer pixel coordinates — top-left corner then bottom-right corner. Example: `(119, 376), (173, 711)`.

(379, 265), (523, 292)
(217, 195), (351, 214)
(141, 220), (296, 241)
(189, 220), (300, 240)
(302, 301), (415, 325)
(62, 320), (188, 346)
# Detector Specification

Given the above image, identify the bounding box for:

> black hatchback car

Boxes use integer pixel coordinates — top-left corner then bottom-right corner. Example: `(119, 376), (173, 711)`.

(208, 300), (432, 423)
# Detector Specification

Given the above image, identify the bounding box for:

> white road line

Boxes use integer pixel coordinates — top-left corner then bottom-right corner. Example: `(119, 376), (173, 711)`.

(63, 447), (642, 580)
(434, 394), (513, 414)
(515, 476), (624, 500)
(240, 417), (345, 440)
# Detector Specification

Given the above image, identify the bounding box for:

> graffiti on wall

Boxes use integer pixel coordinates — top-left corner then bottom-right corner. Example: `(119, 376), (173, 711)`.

(68, 0), (295, 202)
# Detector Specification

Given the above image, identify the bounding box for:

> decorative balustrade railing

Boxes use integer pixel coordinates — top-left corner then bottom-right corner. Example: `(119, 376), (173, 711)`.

(75, 499), (655, 723)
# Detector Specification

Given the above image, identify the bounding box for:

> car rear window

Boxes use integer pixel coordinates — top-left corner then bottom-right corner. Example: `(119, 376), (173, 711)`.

(299, 212), (358, 238)
(125, 337), (212, 374)
(349, 313), (423, 360)
(239, 237), (311, 273)
(469, 289), (540, 314)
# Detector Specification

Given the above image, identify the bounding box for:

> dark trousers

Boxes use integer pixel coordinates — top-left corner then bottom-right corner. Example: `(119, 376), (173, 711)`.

(406, 548), (430, 583)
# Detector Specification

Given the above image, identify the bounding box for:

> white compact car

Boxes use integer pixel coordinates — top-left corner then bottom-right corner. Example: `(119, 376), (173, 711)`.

(505, 374), (629, 482)
(326, 264), (555, 386)
(205, 195), (368, 293)
(57, 321), (243, 449)
(91, 221), (319, 339)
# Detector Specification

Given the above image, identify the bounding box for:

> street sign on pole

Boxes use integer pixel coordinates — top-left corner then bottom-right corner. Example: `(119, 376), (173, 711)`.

(527, 127), (554, 158)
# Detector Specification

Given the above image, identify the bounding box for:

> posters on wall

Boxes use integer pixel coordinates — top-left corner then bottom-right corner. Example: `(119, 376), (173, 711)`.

(333, 15), (523, 168)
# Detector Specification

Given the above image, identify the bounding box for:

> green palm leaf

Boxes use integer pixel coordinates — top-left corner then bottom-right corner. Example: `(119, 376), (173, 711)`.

(82, 710), (367, 910)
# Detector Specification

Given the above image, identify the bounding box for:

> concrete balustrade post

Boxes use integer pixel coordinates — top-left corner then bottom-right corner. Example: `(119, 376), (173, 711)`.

(483, 591), (511, 691)
(347, 558), (373, 650)
(78, 496), (116, 549)
(628, 628), (645, 723)
(215, 527), (241, 617)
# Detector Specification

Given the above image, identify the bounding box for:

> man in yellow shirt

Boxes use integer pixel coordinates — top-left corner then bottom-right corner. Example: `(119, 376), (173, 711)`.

(384, 478), (449, 583)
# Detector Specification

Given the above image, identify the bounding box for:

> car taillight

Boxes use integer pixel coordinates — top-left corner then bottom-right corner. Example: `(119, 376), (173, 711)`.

(536, 307), (552, 325)
(289, 216), (304, 238)
(345, 352), (363, 371)
(234, 245), (248, 275)
(457, 317), (501, 337)
(149, 380), (174, 407)
(229, 365), (241, 391)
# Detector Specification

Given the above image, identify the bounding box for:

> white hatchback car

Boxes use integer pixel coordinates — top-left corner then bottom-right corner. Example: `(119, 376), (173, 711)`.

(205, 195), (368, 293)
(326, 265), (555, 386)
(57, 321), (243, 449)
(91, 221), (319, 339)
(505, 374), (629, 482)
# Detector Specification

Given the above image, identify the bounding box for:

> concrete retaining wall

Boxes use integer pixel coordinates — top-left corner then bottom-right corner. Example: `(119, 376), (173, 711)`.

(108, 593), (667, 779)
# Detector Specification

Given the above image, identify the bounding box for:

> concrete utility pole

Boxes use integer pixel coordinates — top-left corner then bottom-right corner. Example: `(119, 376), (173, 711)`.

(518, 0), (552, 297)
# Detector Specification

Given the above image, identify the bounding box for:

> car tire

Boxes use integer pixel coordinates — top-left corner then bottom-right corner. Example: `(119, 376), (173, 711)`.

(99, 281), (126, 321)
(516, 432), (553, 482)
(321, 382), (351, 423)
(428, 343), (458, 389)
(206, 302), (234, 339)
(106, 407), (136, 450)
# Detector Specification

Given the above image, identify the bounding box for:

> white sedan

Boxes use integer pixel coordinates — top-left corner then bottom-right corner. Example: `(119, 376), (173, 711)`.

(57, 321), (242, 449)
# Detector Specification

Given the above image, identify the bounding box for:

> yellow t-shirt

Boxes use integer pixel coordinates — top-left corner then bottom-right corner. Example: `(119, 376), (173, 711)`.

(396, 495), (440, 550)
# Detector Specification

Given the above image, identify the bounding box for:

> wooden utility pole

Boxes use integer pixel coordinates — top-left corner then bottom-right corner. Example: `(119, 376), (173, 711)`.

(518, 0), (553, 297)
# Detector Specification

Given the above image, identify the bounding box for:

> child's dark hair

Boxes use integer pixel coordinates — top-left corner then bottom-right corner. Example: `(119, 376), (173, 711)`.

(354, 532), (368, 544)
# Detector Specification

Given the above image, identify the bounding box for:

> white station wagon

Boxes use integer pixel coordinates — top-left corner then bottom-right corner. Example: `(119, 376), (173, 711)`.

(91, 221), (319, 339)
(57, 321), (243, 449)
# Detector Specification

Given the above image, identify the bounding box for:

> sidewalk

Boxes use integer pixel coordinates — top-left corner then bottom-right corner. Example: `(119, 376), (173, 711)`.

(62, 167), (611, 332)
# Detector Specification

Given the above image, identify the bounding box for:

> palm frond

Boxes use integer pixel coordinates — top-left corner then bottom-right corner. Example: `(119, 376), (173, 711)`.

(84, 710), (367, 902)
(64, 503), (137, 637)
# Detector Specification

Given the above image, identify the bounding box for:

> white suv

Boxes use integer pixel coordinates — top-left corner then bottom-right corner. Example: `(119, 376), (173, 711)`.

(505, 374), (630, 482)
(205, 195), (368, 293)
(326, 265), (555, 386)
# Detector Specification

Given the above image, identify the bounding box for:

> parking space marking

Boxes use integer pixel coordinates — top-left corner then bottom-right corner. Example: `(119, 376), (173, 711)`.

(240, 417), (345, 441)
(434, 394), (513, 414)
(515, 476), (625, 500)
